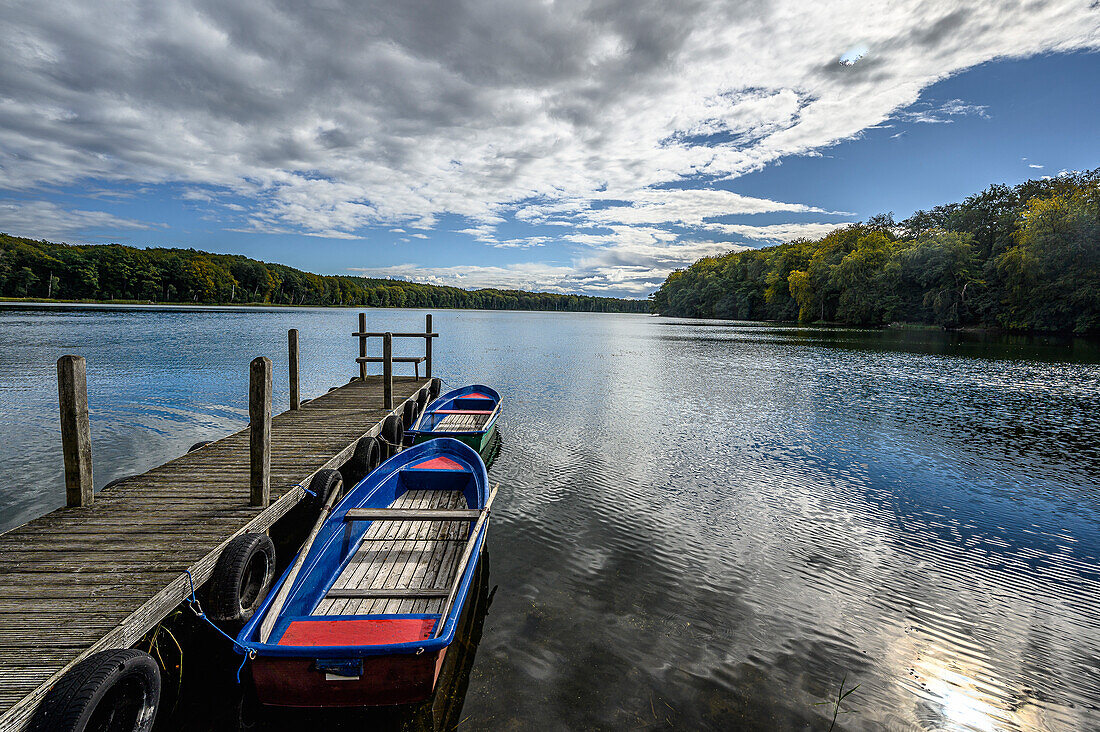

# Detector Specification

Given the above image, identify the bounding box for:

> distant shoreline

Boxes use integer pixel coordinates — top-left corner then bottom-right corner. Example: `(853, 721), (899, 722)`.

(0, 297), (650, 315)
(0, 234), (650, 314)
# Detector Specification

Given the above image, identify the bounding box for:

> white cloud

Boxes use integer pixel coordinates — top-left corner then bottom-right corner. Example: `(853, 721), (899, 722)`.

(700, 222), (852, 243)
(0, 200), (156, 242)
(0, 0), (1098, 294)
(1028, 164), (1044, 169)
(894, 98), (991, 125)
(349, 262), (579, 293)
(350, 236), (747, 295)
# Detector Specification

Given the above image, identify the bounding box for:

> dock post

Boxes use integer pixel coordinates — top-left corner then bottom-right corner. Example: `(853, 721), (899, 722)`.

(383, 332), (393, 409)
(425, 314), (433, 378)
(288, 328), (300, 411)
(57, 355), (93, 507)
(358, 312), (368, 381)
(249, 356), (272, 507)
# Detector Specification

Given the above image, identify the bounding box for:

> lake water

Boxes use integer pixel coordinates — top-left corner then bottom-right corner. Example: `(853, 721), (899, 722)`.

(1, 305), (1099, 731)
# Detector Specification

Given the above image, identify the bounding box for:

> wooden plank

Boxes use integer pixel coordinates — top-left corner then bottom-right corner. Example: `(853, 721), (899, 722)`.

(330, 490), (468, 616)
(356, 356), (425, 364)
(369, 501), (447, 614)
(434, 484), (498, 637)
(379, 491), (465, 615)
(319, 490), (429, 616)
(352, 332), (438, 338)
(324, 588), (448, 599)
(343, 509), (480, 522)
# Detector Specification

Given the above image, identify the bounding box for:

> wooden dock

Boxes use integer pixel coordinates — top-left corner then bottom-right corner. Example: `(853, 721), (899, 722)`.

(0, 316), (439, 731)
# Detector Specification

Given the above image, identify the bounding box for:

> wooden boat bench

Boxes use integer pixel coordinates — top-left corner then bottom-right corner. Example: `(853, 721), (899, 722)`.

(315, 489), (476, 616)
(343, 508), (481, 521)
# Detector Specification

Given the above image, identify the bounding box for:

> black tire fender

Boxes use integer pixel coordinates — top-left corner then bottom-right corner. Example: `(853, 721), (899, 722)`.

(416, 388), (429, 413)
(366, 436), (383, 472)
(308, 469), (343, 512)
(29, 649), (161, 732)
(428, 378), (442, 400)
(205, 533), (276, 628)
(339, 438), (379, 490)
(381, 415), (403, 458)
(402, 399), (419, 428)
(187, 441), (212, 453)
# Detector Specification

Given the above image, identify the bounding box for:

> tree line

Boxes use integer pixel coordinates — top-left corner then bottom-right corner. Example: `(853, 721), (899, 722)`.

(0, 235), (647, 313)
(650, 170), (1100, 333)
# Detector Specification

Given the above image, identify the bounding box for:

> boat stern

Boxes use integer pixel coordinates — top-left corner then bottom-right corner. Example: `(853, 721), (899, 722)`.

(250, 648), (447, 707)
(249, 615), (449, 707)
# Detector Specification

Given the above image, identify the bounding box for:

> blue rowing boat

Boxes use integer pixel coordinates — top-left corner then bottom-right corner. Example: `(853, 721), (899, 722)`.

(406, 385), (501, 455)
(236, 438), (496, 707)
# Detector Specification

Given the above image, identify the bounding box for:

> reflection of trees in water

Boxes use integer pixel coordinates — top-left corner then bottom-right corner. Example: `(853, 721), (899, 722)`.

(482, 430), (503, 470)
(237, 553), (494, 732)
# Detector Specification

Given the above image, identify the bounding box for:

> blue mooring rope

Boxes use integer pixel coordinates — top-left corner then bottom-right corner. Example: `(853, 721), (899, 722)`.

(183, 570), (257, 683)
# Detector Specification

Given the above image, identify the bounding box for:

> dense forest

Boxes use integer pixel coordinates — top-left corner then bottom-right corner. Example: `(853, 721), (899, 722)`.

(0, 235), (647, 313)
(651, 171), (1100, 333)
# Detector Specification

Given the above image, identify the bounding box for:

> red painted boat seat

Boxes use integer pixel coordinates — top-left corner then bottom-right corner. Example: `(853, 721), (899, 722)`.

(432, 409), (494, 415)
(408, 456), (466, 471)
(277, 617), (436, 647)
(465, 393), (493, 399)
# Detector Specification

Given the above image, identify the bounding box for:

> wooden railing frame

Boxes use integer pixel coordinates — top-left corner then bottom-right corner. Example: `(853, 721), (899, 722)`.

(352, 313), (438, 409)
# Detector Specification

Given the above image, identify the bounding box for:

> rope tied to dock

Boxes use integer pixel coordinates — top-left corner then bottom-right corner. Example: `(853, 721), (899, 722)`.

(183, 570), (257, 683)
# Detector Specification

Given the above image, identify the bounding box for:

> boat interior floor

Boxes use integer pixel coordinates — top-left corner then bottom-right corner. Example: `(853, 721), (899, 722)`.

(435, 413), (493, 432)
(314, 489), (469, 617)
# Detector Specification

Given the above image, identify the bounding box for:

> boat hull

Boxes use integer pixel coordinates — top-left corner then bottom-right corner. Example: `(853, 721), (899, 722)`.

(251, 647), (448, 707)
(413, 423), (496, 455)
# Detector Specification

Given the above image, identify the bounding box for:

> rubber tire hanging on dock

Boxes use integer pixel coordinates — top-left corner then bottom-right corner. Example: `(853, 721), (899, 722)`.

(187, 441), (212, 453)
(29, 649), (161, 732)
(339, 437), (380, 489)
(416, 388), (429, 414)
(429, 378), (442, 400)
(308, 469), (344, 512)
(402, 400), (419, 445)
(381, 414), (403, 459)
(205, 533), (276, 628)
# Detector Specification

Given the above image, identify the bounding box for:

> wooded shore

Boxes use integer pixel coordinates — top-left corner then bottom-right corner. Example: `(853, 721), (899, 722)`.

(651, 171), (1100, 334)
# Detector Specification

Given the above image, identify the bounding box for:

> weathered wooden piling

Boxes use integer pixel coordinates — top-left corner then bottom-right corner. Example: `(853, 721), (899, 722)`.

(383, 332), (394, 409)
(56, 355), (93, 508)
(358, 312), (368, 381)
(425, 314), (433, 378)
(249, 356), (272, 508)
(288, 328), (300, 411)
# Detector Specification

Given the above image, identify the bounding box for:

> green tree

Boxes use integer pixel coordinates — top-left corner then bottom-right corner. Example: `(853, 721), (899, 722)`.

(996, 184), (1100, 332)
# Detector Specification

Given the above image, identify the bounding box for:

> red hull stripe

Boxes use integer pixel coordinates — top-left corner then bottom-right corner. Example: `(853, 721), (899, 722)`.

(278, 618), (436, 647)
(409, 456), (466, 471)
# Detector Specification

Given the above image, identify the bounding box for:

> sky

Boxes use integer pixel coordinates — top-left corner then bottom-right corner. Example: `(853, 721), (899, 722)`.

(0, 1), (1098, 299)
